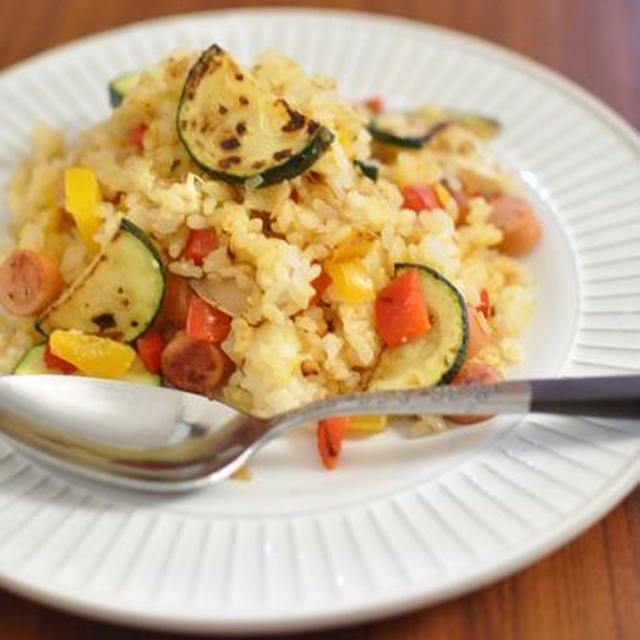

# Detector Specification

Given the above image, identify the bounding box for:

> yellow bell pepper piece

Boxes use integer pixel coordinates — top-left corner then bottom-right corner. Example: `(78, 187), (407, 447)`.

(49, 330), (136, 378)
(434, 181), (458, 220)
(349, 415), (388, 433)
(434, 181), (452, 208)
(332, 237), (372, 262)
(64, 167), (102, 251)
(325, 259), (375, 303)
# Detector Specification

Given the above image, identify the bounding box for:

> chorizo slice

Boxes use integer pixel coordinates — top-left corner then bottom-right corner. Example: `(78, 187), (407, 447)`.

(159, 273), (193, 328)
(160, 331), (231, 397)
(466, 306), (491, 360)
(0, 249), (62, 316)
(448, 361), (503, 424)
(489, 195), (541, 255)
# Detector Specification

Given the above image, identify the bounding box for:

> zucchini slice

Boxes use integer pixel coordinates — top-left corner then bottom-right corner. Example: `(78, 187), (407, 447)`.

(177, 44), (334, 187)
(443, 109), (500, 140)
(13, 343), (161, 386)
(368, 106), (500, 149)
(108, 71), (141, 108)
(37, 219), (165, 343)
(368, 112), (449, 149)
(12, 343), (49, 375)
(371, 264), (468, 390)
(354, 159), (379, 181)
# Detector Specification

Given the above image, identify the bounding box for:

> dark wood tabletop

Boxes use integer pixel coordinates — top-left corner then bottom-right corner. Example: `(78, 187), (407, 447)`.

(1, 0), (639, 638)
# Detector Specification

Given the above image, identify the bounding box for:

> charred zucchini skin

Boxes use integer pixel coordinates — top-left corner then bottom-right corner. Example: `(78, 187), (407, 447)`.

(120, 218), (165, 275)
(12, 342), (47, 374)
(368, 109), (500, 150)
(395, 263), (468, 384)
(368, 126), (422, 149)
(108, 71), (141, 108)
(180, 126), (334, 187)
(367, 119), (449, 149)
(36, 219), (166, 343)
(354, 159), (379, 181)
(119, 219), (167, 337)
(176, 44), (334, 188)
(105, 218), (167, 341)
(444, 111), (500, 139)
(256, 126), (333, 187)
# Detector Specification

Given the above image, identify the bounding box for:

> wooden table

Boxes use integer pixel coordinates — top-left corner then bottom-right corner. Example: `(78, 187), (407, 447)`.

(1, 0), (639, 638)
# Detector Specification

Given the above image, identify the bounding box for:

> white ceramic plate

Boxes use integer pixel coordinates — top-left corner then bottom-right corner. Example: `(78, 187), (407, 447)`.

(0, 8), (639, 634)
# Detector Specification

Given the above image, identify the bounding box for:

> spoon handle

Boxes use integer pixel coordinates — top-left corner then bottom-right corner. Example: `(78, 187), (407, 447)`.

(276, 376), (640, 429)
(530, 376), (640, 418)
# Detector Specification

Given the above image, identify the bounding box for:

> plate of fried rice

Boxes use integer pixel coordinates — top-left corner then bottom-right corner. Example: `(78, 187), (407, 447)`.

(0, 8), (638, 634)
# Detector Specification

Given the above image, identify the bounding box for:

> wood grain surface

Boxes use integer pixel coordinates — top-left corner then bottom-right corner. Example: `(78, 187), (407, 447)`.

(1, 0), (639, 638)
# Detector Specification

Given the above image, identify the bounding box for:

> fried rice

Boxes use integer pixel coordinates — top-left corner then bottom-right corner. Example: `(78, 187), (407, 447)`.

(1, 47), (535, 430)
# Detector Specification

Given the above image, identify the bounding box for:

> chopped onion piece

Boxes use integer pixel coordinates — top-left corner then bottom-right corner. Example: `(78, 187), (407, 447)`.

(189, 277), (250, 317)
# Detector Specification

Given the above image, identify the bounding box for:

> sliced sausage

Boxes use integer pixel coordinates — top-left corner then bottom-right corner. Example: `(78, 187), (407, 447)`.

(159, 273), (193, 328)
(489, 195), (541, 255)
(466, 306), (491, 360)
(452, 189), (470, 226)
(161, 331), (232, 397)
(0, 249), (62, 316)
(448, 361), (503, 424)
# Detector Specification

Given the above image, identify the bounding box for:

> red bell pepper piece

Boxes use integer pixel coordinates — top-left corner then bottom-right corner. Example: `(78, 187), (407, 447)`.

(136, 330), (165, 374)
(317, 416), (349, 469)
(401, 185), (438, 212)
(183, 229), (219, 266)
(364, 95), (384, 113)
(127, 123), (148, 149)
(375, 268), (432, 346)
(309, 267), (332, 305)
(476, 288), (492, 318)
(186, 295), (231, 343)
(43, 343), (77, 374)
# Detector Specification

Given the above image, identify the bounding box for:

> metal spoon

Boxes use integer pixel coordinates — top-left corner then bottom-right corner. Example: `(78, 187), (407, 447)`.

(0, 374), (637, 492)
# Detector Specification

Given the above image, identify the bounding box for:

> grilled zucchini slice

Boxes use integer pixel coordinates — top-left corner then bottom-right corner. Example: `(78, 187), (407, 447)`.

(368, 105), (499, 149)
(371, 263), (468, 390)
(443, 108), (500, 139)
(354, 159), (379, 181)
(177, 44), (334, 187)
(108, 71), (141, 108)
(37, 219), (165, 343)
(368, 113), (449, 149)
(13, 343), (161, 386)
(12, 343), (49, 374)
